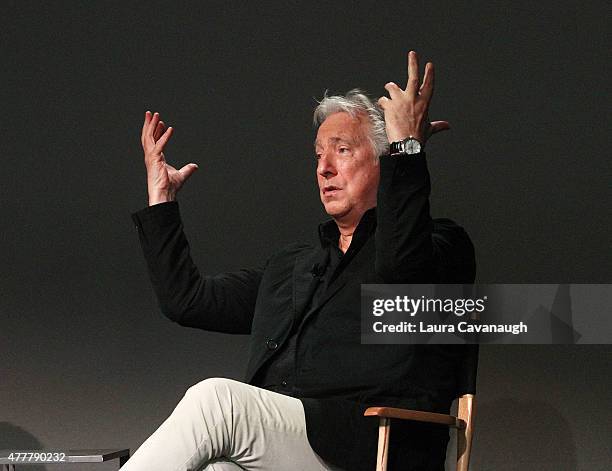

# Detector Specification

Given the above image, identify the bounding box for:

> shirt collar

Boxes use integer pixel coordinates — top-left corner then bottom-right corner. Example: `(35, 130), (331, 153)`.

(318, 207), (377, 249)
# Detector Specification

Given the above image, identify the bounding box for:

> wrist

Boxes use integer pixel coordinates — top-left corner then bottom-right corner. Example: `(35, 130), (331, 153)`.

(389, 136), (424, 156)
(386, 123), (425, 144)
(148, 190), (174, 206)
(387, 133), (424, 145)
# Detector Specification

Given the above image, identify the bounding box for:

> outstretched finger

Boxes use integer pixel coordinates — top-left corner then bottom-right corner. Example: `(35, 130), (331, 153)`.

(383, 82), (404, 101)
(406, 50), (420, 96)
(146, 112), (160, 141)
(155, 125), (174, 150)
(141, 110), (152, 144)
(153, 121), (166, 141)
(142, 110), (151, 129)
(419, 62), (435, 101)
(429, 120), (451, 135)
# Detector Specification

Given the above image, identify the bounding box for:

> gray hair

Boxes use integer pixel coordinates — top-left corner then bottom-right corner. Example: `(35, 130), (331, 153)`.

(313, 89), (388, 158)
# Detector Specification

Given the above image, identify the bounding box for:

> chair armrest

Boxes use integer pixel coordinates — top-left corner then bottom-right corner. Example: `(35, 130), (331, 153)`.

(364, 407), (465, 429)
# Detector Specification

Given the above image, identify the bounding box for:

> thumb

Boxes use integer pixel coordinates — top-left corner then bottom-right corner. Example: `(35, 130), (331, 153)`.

(178, 163), (199, 182)
(429, 121), (451, 135)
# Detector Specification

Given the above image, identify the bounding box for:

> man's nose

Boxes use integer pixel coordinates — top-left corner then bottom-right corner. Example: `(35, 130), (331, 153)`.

(317, 152), (336, 178)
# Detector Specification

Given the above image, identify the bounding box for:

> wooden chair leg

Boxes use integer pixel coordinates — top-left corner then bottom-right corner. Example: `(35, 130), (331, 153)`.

(456, 395), (475, 471)
(376, 417), (391, 471)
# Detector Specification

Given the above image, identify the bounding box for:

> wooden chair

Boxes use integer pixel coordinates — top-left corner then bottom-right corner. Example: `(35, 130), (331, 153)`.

(364, 344), (479, 471)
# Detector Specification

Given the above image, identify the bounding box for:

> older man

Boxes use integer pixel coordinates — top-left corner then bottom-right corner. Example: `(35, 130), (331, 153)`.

(127, 51), (475, 471)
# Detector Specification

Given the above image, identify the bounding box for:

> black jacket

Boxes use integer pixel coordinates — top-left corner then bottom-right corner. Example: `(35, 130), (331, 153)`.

(132, 153), (476, 470)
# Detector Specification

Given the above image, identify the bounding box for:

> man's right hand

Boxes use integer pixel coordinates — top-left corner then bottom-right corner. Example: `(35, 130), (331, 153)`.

(141, 111), (199, 206)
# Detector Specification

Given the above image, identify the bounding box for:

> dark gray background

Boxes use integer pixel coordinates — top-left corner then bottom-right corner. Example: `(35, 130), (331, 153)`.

(1, 1), (610, 469)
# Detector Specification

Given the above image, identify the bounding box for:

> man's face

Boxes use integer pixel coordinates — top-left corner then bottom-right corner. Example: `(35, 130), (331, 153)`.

(315, 112), (380, 223)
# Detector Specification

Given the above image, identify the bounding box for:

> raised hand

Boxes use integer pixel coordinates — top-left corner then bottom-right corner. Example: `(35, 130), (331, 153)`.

(377, 51), (450, 146)
(141, 111), (199, 206)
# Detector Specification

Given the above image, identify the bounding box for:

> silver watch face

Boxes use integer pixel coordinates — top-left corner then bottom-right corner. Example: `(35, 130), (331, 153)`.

(405, 138), (421, 154)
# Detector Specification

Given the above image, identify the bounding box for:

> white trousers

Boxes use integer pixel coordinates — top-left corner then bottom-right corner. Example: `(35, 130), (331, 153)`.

(120, 378), (343, 471)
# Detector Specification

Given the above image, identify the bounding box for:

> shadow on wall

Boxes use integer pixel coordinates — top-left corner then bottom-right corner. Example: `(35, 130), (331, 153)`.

(469, 399), (577, 471)
(0, 422), (48, 471)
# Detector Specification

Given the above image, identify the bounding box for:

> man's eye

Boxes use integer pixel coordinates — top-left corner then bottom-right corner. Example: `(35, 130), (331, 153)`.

(314, 153), (322, 160)
(339, 147), (349, 154)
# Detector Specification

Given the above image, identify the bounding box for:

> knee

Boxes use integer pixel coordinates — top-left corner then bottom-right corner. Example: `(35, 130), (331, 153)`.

(186, 377), (234, 394)
(183, 377), (241, 405)
(178, 378), (249, 423)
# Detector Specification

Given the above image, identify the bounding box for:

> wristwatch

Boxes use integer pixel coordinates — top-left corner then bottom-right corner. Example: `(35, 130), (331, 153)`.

(389, 136), (422, 156)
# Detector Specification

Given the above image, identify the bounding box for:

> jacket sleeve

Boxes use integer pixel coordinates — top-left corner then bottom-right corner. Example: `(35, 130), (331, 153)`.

(131, 201), (263, 334)
(375, 152), (475, 283)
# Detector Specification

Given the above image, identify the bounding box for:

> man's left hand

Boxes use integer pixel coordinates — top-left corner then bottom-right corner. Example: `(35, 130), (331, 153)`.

(378, 50), (450, 146)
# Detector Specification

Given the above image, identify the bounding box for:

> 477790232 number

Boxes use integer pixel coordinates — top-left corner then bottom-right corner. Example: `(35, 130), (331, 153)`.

(7, 452), (66, 462)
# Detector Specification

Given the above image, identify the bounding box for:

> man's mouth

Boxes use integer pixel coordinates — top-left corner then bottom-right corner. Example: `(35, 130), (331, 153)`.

(323, 185), (341, 195)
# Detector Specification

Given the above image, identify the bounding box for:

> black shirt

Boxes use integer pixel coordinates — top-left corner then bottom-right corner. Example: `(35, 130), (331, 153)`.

(131, 152), (476, 471)
(256, 208), (377, 394)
